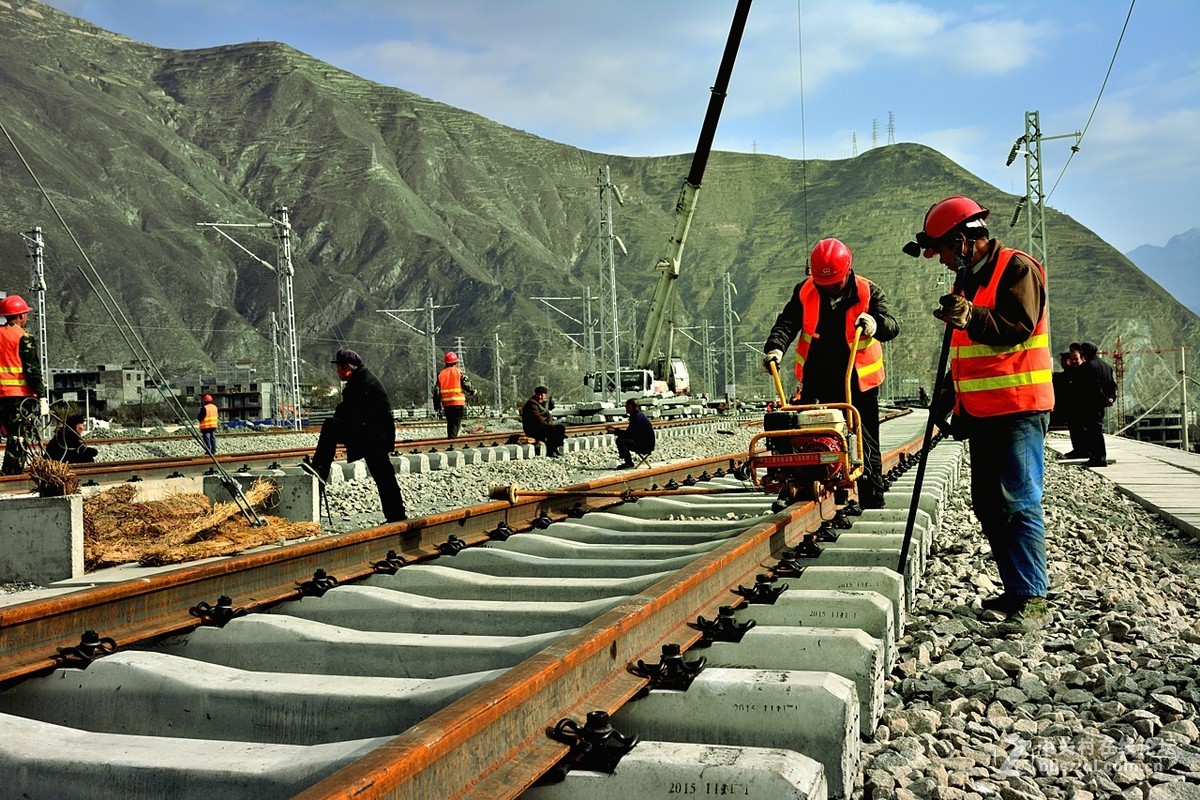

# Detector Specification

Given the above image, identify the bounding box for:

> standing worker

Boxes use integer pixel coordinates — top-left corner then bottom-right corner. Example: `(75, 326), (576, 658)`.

(762, 238), (900, 509)
(197, 393), (219, 454)
(433, 351), (475, 439)
(1073, 341), (1117, 467)
(905, 195), (1054, 630)
(0, 294), (47, 475)
(303, 350), (406, 523)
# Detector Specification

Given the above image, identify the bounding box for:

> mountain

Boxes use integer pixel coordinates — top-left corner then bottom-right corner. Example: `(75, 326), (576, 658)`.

(1126, 229), (1200, 316)
(1, 0), (1197, 417)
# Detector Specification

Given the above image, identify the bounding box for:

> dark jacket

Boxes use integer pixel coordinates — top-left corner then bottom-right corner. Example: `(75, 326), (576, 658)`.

(46, 425), (98, 463)
(334, 365), (396, 461)
(764, 271), (899, 398)
(1076, 357), (1117, 411)
(620, 410), (656, 454)
(521, 396), (559, 438)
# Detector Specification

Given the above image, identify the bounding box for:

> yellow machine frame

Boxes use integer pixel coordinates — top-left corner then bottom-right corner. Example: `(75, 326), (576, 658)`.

(746, 325), (867, 499)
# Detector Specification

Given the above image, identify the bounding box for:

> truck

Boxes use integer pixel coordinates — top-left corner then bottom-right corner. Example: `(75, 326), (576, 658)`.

(585, 0), (750, 405)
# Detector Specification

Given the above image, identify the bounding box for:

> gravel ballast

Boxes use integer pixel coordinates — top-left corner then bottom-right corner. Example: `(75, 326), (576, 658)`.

(4, 428), (1199, 800)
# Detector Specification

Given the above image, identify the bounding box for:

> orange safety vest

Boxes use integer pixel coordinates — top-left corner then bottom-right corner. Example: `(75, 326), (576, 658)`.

(198, 402), (219, 431)
(949, 248), (1054, 417)
(793, 276), (885, 392)
(437, 366), (466, 407)
(0, 326), (34, 398)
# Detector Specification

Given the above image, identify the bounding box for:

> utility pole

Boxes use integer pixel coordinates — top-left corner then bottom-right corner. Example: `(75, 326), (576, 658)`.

(1182, 347), (1190, 453)
(272, 206), (302, 429)
(378, 296), (455, 416)
(1006, 110), (1081, 268)
(23, 226), (50, 390)
(723, 273), (739, 399)
(270, 312), (281, 422)
(197, 206), (302, 429)
(597, 166), (626, 404)
(454, 336), (465, 369)
(492, 332), (503, 413)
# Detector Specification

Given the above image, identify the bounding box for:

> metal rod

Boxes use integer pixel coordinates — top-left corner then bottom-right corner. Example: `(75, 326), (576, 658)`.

(490, 483), (760, 504)
(897, 325), (953, 573)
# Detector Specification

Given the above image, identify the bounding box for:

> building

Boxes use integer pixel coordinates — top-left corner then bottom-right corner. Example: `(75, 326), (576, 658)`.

(50, 363), (145, 415)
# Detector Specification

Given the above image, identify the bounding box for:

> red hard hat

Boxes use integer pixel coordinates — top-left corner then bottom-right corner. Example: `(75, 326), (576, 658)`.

(809, 238), (852, 286)
(444, 351), (458, 364)
(203, 394), (213, 402)
(922, 196), (989, 241)
(0, 294), (32, 316)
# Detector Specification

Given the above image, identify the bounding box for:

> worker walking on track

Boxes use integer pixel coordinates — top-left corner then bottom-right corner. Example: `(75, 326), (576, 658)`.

(0, 293), (47, 475)
(905, 195), (1054, 630)
(197, 394), (219, 454)
(433, 351), (475, 439)
(762, 238), (900, 509)
(304, 349), (407, 523)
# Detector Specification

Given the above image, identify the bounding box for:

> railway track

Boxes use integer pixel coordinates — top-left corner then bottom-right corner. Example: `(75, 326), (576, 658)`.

(0, 415), (740, 491)
(0, 414), (957, 799)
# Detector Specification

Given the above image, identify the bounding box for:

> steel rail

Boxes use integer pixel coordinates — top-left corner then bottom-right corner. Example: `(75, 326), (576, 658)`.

(0, 454), (743, 683)
(1, 426), (925, 798)
(298, 435), (927, 800)
(0, 415), (740, 489)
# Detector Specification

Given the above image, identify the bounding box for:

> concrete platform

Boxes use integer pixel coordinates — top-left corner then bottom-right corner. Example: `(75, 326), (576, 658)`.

(0, 711), (388, 800)
(610, 668), (858, 798)
(363, 564), (661, 602)
(733, 590), (896, 666)
(521, 740), (828, 800)
(1046, 432), (1200, 540)
(144, 614), (569, 678)
(269, 584), (627, 636)
(0, 650), (500, 743)
(702, 625), (885, 734)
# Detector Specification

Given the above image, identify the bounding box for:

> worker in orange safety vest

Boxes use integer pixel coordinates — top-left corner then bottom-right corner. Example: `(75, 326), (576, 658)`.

(762, 238), (900, 508)
(0, 293), (47, 474)
(197, 393), (219, 454)
(433, 351), (476, 438)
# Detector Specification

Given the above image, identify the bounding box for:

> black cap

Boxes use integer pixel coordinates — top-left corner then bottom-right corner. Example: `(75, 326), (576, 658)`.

(332, 349), (363, 367)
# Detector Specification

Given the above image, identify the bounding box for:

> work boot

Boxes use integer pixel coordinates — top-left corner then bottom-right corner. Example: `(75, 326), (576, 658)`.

(1062, 450), (1086, 460)
(996, 597), (1049, 634)
(980, 593), (1024, 615)
(1085, 458), (1108, 468)
(386, 510), (408, 523)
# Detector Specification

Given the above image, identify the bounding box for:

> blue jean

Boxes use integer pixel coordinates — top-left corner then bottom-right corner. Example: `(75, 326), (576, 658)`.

(967, 412), (1049, 598)
(202, 430), (217, 455)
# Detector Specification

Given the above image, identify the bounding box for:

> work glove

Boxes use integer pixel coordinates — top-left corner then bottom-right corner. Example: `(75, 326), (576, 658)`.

(38, 398), (50, 417)
(762, 349), (783, 373)
(854, 313), (877, 338)
(933, 294), (972, 329)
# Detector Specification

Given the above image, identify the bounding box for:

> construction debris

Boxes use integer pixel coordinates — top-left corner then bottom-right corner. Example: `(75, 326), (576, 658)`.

(28, 457), (79, 497)
(82, 478), (320, 570)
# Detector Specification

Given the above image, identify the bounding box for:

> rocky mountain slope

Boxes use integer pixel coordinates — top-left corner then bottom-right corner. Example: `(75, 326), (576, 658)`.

(0, 0), (1196, 414)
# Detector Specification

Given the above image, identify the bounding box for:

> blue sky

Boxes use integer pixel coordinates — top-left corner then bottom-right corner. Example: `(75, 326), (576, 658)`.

(44, 0), (1199, 254)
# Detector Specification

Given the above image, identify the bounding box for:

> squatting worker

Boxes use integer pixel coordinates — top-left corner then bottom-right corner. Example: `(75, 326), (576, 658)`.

(197, 393), (219, 454)
(521, 385), (566, 458)
(433, 351), (475, 439)
(606, 398), (656, 469)
(0, 293), (47, 475)
(47, 413), (98, 464)
(905, 195), (1053, 629)
(762, 238), (900, 509)
(303, 349), (407, 523)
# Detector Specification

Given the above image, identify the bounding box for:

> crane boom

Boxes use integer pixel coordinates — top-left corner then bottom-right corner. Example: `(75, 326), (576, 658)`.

(634, 0), (752, 373)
